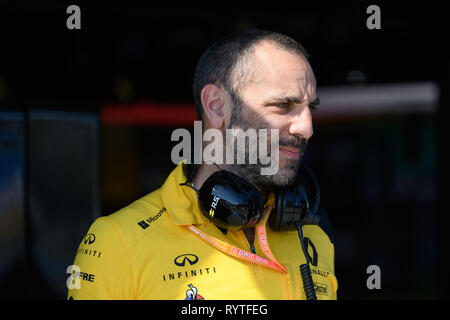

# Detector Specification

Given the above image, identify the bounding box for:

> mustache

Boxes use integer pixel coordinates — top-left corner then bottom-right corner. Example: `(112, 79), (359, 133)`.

(279, 136), (308, 150)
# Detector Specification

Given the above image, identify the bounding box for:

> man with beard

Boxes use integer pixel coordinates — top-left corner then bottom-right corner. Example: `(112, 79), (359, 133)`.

(67, 29), (337, 300)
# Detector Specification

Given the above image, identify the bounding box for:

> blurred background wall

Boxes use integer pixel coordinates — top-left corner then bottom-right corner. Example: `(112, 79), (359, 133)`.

(0, 2), (445, 299)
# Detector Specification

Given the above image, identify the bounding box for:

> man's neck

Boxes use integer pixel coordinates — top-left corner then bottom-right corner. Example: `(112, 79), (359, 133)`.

(192, 163), (220, 190)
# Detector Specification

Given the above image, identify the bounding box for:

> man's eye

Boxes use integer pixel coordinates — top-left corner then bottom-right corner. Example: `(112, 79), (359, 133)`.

(276, 103), (290, 109)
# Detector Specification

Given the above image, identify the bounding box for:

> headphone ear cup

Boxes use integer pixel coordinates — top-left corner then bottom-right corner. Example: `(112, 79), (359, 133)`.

(269, 162), (321, 231)
(270, 185), (308, 231)
(198, 170), (264, 231)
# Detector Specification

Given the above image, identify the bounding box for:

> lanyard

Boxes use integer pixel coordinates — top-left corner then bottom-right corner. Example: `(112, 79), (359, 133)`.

(186, 205), (288, 274)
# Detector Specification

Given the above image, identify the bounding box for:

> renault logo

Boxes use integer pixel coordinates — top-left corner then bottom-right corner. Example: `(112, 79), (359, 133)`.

(174, 254), (199, 267)
(303, 237), (318, 267)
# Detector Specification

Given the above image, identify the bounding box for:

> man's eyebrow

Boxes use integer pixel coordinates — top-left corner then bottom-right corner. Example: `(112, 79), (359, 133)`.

(262, 95), (301, 105)
(262, 95), (321, 106)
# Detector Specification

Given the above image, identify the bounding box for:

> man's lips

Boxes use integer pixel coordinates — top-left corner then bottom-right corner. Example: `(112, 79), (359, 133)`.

(279, 146), (301, 158)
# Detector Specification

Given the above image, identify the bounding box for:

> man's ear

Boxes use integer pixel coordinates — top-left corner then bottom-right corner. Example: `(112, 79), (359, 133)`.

(200, 84), (227, 129)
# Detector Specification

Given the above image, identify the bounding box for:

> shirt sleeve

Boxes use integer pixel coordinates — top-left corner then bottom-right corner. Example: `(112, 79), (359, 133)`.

(67, 217), (135, 300)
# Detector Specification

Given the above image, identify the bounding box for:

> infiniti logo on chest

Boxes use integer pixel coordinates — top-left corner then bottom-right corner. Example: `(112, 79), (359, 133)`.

(163, 254), (217, 282)
(174, 254), (199, 267)
(83, 233), (96, 245)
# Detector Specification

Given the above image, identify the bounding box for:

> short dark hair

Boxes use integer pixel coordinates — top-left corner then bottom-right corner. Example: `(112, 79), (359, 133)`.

(192, 29), (309, 120)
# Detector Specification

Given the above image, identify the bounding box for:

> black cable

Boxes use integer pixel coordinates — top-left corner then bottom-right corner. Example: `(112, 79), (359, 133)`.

(296, 220), (317, 300)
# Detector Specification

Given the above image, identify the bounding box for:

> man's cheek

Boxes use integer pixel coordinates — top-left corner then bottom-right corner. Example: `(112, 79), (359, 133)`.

(259, 128), (279, 176)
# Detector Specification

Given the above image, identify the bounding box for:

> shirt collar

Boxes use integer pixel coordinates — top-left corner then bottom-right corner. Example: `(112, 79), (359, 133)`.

(160, 162), (210, 225)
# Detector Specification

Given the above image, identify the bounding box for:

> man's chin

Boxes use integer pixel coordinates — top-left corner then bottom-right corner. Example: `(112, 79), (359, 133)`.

(223, 159), (300, 189)
(279, 154), (303, 183)
(268, 165), (299, 186)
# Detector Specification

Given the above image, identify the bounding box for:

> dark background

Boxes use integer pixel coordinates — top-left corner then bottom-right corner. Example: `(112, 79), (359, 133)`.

(0, 1), (446, 299)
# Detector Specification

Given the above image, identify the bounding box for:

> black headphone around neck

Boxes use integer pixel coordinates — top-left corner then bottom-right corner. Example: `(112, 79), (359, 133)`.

(187, 161), (321, 232)
(183, 161), (322, 300)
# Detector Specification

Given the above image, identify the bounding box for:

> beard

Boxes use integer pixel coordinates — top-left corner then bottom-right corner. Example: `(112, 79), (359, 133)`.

(221, 91), (308, 192)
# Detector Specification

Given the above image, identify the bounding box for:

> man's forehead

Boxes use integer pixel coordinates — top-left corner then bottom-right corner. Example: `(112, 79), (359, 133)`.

(237, 41), (316, 99)
(248, 41), (315, 85)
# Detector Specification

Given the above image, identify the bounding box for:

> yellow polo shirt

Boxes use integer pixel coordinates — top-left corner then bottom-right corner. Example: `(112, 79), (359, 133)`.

(67, 162), (338, 300)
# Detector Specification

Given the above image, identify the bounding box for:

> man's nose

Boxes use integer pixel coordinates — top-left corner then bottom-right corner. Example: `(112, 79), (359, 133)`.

(288, 107), (314, 140)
